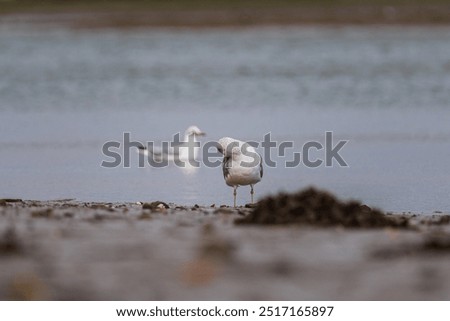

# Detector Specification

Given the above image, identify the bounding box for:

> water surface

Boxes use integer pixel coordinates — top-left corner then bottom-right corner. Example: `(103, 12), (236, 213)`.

(1, 25), (449, 212)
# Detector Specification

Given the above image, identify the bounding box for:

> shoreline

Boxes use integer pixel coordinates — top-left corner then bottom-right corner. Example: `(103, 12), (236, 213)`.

(2, 4), (450, 29)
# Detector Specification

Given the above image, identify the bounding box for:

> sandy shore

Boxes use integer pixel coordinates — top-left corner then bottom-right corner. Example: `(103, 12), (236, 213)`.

(1, 198), (449, 300)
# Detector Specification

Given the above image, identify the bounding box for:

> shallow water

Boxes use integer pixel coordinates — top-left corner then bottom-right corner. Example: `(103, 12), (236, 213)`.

(1, 25), (449, 212)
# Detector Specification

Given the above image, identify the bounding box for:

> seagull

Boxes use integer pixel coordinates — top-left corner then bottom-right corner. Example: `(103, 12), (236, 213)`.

(217, 137), (263, 207)
(138, 125), (206, 163)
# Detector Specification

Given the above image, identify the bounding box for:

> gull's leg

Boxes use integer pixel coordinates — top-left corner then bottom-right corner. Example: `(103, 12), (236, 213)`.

(233, 186), (237, 208)
(250, 184), (254, 204)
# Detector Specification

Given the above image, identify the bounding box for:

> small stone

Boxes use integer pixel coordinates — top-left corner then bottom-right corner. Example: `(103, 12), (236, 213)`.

(214, 208), (234, 215)
(142, 201), (169, 210)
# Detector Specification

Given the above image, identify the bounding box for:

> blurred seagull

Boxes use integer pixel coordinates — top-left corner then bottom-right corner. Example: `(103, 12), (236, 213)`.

(217, 137), (263, 207)
(138, 125), (206, 162)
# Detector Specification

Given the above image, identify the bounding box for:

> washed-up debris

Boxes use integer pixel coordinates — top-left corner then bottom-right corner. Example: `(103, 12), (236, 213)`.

(0, 199), (23, 206)
(0, 199), (23, 203)
(236, 187), (409, 228)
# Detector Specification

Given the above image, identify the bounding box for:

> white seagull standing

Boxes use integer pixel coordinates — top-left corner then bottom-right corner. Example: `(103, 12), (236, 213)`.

(217, 137), (263, 207)
(138, 125), (206, 162)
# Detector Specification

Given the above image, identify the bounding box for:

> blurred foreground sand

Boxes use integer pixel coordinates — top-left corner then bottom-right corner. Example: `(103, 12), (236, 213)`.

(1, 199), (449, 300)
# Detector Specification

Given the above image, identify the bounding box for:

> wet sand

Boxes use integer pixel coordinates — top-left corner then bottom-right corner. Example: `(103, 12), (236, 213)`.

(1, 198), (449, 300)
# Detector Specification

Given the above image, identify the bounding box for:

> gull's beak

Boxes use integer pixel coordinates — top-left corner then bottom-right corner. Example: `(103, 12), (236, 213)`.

(197, 132), (206, 137)
(215, 142), (223, 155)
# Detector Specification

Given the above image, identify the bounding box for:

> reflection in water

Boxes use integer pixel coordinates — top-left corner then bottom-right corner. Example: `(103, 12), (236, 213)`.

(179, 162), (199, 176)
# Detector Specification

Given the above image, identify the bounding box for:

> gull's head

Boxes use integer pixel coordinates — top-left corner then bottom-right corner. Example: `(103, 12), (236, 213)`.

(185, 125), (206, 137)
(217, 137), (245, 157)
